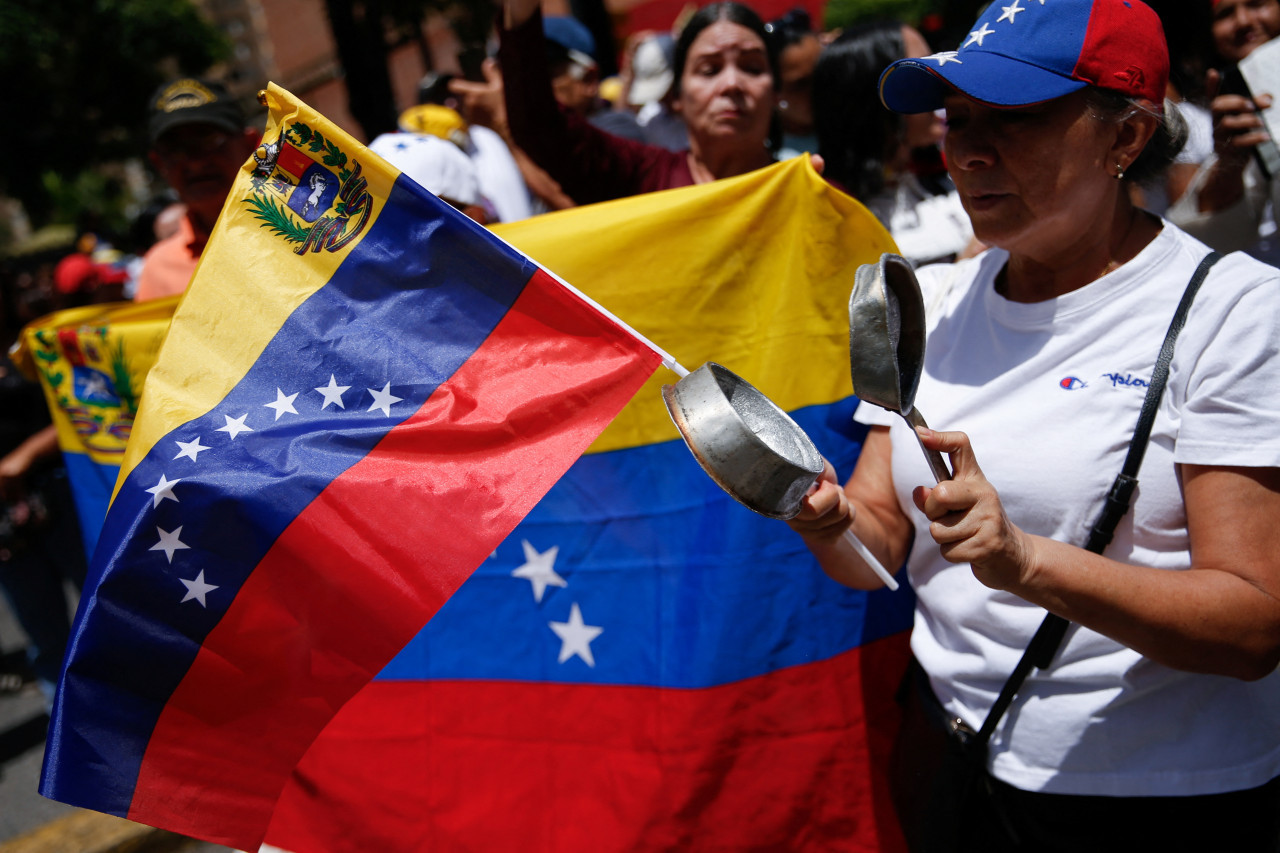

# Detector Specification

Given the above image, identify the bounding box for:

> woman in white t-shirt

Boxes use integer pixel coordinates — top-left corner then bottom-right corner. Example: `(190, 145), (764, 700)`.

(788, 1), (1280, 851)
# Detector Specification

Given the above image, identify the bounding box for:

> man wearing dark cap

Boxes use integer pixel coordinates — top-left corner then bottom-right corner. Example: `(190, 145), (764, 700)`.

(135, 77), (259, 302)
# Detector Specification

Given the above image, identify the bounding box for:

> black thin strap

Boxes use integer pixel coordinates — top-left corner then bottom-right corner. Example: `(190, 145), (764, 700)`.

(972, 251), (1222, 748)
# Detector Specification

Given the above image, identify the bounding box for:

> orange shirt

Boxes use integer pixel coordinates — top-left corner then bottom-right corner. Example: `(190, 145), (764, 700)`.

(134, 215), (200, 302)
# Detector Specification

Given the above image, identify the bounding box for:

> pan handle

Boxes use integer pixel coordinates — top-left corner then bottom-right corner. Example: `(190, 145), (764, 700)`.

(840, 529), (900, 591)
(904, 408), (954, 484)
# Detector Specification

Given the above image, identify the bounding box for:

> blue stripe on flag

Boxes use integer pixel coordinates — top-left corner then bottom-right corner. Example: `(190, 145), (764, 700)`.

(378, 399), (915, 687)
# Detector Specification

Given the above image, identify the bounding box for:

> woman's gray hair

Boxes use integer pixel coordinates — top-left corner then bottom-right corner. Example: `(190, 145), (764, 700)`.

(1082, 88), (1188, 185)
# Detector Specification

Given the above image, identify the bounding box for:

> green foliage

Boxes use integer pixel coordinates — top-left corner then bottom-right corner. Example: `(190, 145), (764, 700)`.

(0, 0), (229, 229)
(823, 0), (937, 31)
(41, 170), (135, 240)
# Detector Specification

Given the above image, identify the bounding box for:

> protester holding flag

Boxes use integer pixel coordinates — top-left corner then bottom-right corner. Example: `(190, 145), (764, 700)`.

(135, 77), (260, 302)
(498, 0), (781, 204)
(790, 0), (1280, 849)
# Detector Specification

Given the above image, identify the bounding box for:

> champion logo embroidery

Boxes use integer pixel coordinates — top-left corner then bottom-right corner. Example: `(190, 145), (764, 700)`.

(1059, 376), (1087, 390)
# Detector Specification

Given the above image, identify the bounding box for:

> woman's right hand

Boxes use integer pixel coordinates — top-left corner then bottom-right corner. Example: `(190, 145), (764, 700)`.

(786, 459), (854, 542)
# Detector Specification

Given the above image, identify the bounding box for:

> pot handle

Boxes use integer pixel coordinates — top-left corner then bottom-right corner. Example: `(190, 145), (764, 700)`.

(840, 529), (899, 591)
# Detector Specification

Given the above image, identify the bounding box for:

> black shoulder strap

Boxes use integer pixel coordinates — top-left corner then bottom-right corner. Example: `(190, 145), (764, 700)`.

(972, 250), (1223, 748)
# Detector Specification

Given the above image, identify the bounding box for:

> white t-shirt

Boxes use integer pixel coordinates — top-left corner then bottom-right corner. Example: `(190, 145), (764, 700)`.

(856, 223), (1280, 796)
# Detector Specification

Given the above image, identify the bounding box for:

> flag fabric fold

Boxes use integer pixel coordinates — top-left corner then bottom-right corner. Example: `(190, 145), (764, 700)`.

(264, 157), (916, 852)
(38, 84), (664, 850)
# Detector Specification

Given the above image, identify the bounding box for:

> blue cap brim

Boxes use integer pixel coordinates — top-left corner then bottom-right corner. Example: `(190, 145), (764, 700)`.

(879, 53), (1087, 113)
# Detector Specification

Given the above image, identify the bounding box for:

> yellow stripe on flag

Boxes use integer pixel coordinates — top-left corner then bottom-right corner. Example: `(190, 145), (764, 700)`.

(495, 156), (897, 453)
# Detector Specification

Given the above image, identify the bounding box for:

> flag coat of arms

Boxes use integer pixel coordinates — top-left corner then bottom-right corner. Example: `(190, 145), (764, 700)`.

(15, 298), (179, 555)
(264, 159), (916, 851)
(38, 84), (666, 849)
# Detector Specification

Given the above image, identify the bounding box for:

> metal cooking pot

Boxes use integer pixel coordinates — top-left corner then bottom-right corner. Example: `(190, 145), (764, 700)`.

(662, 362), (898, 589)
(849, 253), (952, 483)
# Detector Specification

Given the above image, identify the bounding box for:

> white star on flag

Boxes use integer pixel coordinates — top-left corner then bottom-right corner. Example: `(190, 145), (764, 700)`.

(965, 23), (995, 47)
(549, 602), (604, 667)
(511, 540), (567, 602)
(217, 413), (254, 440)
(264, 388), (299, 420)
(997, 0), (1024, 22)
(931, 51), (962, 66)
(174, 438), (210, 462)
(180, 571), (219, 607)
(315, 375), (350, 409)
(151, 526), (190, 563)
(145, 474), (182, 508)
(368, 382), (403, 417)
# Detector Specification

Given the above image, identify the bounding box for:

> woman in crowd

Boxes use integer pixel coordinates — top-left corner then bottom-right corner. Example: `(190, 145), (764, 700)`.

(812, 20), (973, 265)
(497, 0), (781, 204)
(1166, 0), (1280, 258)
(763, 7), (822, 158)
(789, 0), (1280, 849)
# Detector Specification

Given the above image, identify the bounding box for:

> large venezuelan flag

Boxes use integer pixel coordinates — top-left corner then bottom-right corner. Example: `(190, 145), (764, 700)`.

(14, 297), (179, 556)
(38, 84), (665, 850)
(264, 158), (916, 851)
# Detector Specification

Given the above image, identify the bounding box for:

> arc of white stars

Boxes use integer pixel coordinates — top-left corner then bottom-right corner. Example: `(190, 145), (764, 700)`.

(965, 23), (995, 47)
(368, 382), (403, 417)
(180, 571), (219, 607)
(997, 0), (1024, 23)
(264, 388), (299, 420)
(511, 540), (567, 602)
(549, 603), (604, 667)
(217, 413), (254, 440)
(174, 438), (210, 462)
(145, 474), (182, 508)
(931, 51), (962, 66)
(151, 526), (190, 563)
(315, 375), (350, 409)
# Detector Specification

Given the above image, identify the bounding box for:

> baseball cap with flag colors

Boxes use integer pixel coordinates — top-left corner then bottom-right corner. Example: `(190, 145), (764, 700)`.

(879, 0), (1169, 113)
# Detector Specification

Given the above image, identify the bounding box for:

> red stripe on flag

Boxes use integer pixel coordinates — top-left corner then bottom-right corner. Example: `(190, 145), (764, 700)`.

(126, 270), (661, 848)
(266, 635), (912, 852)
(276, 141), (313, 178)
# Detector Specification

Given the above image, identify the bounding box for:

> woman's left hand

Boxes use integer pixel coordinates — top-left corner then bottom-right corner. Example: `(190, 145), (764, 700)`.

(910, 427), (1035, 590)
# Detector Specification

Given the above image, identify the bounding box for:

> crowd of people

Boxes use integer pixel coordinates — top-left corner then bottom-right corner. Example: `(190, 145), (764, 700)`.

(3, 0), (1280, 849)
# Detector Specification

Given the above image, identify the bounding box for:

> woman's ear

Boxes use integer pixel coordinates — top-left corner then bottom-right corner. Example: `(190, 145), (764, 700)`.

(1112, 109), (1159, 172)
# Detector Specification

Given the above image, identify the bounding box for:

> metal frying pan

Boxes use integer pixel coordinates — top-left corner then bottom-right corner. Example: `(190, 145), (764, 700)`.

(662, 363), (899, 590)
(848, 254), (953, 483)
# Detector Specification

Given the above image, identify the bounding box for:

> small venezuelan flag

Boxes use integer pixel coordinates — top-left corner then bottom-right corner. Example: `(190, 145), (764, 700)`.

(15, 297), (179, 556)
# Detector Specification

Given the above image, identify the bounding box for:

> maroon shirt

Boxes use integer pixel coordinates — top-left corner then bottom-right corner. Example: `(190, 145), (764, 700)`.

(500, 11), (694, 205)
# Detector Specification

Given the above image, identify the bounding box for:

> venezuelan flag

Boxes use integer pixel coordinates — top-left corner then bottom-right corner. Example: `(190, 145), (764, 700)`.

(15, 297), (179, 556)
(39, 84), (664, 850)
(265, 159), (917, 851)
